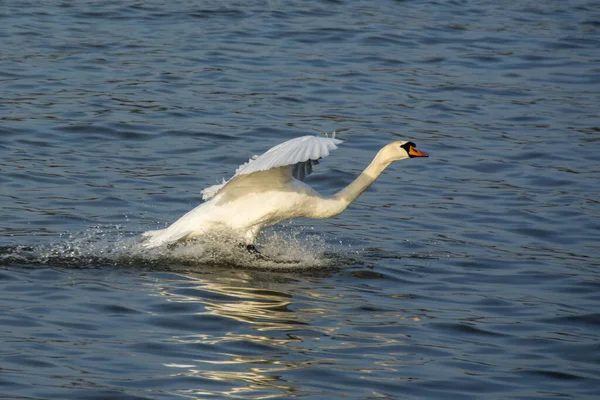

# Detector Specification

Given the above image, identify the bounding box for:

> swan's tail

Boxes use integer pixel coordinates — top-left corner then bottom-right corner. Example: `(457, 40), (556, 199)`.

(141, 227), (194, 249)
(141, 228), (168, 249)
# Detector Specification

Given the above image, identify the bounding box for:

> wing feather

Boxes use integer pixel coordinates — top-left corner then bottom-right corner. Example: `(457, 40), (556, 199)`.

(292, 159), (320, 181)
(201, 135), (343, 200)
(236, 135), (342, 176)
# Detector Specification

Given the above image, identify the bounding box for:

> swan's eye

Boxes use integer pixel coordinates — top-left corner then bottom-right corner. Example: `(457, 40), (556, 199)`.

(400, 142), (416, 153)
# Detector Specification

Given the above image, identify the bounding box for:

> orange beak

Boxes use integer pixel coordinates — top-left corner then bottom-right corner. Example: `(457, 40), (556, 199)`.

(409, 147), (429, 158)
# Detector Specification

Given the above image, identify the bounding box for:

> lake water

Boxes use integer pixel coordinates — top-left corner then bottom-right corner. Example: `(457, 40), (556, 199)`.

(1, 1), (600, 398)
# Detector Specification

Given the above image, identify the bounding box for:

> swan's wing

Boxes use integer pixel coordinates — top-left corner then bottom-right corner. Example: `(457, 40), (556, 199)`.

(292, 159), (319, 181)
(200, 178), (228, 201)
(213, 166), (294, 204)
(201, 135), (343, 200)
(235, 135), (343, 176)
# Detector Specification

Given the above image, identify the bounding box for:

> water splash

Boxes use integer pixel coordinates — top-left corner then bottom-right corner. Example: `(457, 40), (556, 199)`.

(0, 225), (340, 271)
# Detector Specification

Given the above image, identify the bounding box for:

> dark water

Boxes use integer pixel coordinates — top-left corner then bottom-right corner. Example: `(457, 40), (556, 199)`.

(2, 1), (600, 398)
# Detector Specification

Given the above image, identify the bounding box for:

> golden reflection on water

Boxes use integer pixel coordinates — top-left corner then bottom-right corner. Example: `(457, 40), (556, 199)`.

(147, 267), (418, 398)
(152, 269), (335, 398)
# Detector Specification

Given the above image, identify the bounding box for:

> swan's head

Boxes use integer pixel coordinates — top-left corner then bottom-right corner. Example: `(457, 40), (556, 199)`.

(379, 141), (429, 164)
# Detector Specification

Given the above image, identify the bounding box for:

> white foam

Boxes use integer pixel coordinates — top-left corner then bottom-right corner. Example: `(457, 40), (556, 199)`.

(2, 225), (339, 271)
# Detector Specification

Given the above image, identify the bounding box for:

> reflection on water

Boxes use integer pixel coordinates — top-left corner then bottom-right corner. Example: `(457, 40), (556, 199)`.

(159, 272), (300, 328)
(151, 270), (328, 397)
(141, 266), (426, 398)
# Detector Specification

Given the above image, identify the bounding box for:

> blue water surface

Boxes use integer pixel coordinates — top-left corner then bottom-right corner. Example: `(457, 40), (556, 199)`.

(1, 1), (600, 399)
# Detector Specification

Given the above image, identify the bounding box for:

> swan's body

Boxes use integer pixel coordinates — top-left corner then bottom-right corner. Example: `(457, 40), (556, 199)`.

(142, 135), (428, 249)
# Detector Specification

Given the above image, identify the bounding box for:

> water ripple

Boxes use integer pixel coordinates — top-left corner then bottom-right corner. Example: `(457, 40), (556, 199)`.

(2, 0), (600, 398)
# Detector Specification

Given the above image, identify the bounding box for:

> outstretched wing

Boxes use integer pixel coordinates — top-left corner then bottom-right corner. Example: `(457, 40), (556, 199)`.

(201, 135), (343, 201)
(292, 159), (319, 181)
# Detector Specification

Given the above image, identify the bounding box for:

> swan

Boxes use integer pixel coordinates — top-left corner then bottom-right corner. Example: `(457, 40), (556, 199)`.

(142, 134), (428, 249)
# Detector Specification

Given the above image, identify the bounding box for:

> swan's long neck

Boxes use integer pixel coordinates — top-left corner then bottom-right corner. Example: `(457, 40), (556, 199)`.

(313, 150), (393, 218)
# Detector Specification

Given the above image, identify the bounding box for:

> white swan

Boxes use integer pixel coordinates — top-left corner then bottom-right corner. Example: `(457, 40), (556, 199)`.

(142, 134), (428, 249)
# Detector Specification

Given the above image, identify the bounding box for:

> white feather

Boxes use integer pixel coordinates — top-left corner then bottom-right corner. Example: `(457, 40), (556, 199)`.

(201, 135), (342, 201)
